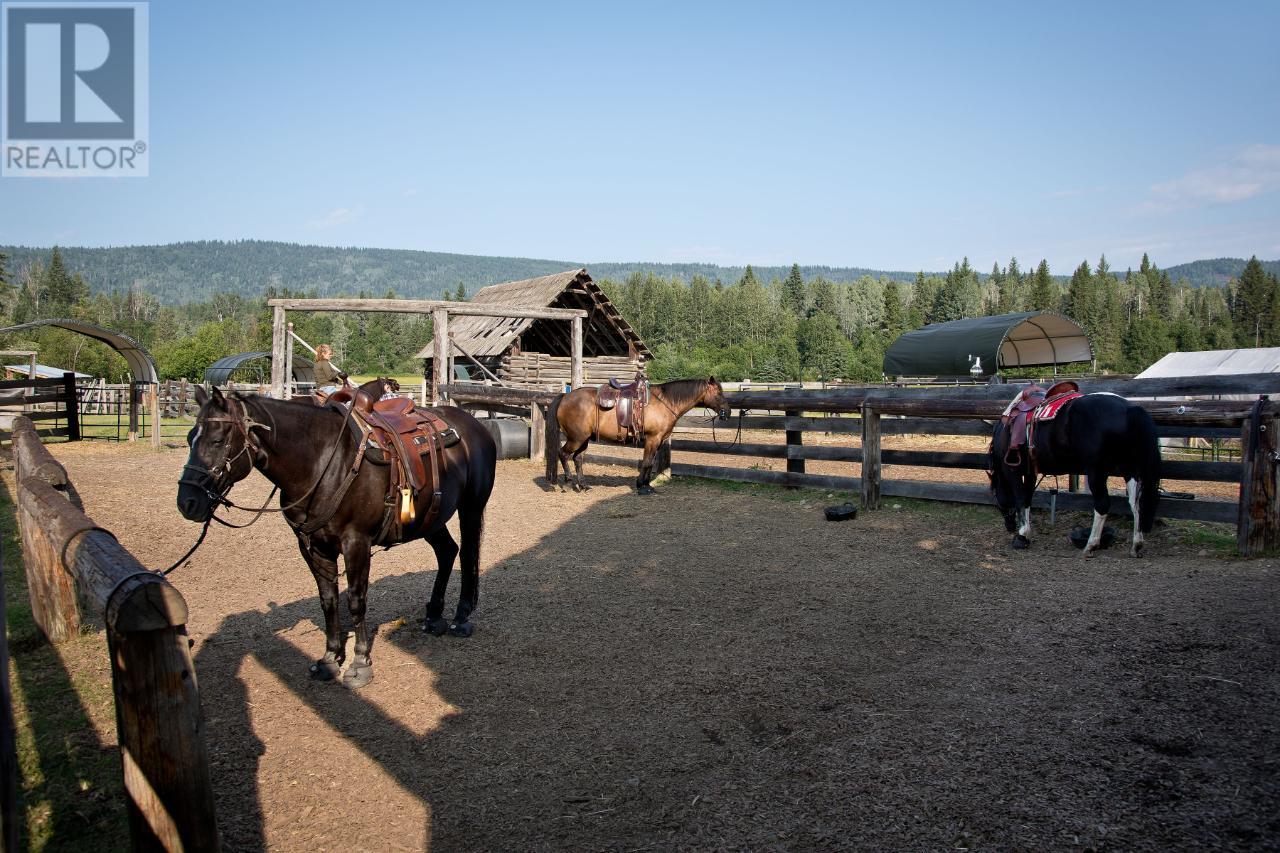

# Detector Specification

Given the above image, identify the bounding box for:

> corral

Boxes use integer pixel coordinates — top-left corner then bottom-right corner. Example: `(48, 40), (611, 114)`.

(4, 388), (1278, 849)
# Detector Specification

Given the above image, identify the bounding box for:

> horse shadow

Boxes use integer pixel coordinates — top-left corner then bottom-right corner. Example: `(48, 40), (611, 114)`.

(194, 481), (765, 850)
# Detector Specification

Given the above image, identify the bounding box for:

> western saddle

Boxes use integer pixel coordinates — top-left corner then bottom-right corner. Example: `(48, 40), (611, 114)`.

(596, 373), (649, 443)
(1000, 380), (1081, 465)
(343, 385), (460, 530)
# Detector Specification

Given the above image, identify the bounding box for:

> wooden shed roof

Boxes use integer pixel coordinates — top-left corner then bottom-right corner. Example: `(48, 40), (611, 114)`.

(415, 269), (650, 360)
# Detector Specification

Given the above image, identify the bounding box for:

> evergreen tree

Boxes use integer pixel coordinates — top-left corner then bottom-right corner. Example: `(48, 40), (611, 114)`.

(1234, 256), (1276, 346)
(1029, 260), (1057, 311)
(44, 247), (90, 316)
(882, 280), (904, 335)
(782, 263), (806, 318)
(1064, 259), (1098, 334)
(809, 276), (838, 317)
(1002, 256), (1023, 312)
(454, 283), (467, 301)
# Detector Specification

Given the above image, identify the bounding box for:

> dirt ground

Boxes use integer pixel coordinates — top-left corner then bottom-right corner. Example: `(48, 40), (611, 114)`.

(34, 440), (1280, 851)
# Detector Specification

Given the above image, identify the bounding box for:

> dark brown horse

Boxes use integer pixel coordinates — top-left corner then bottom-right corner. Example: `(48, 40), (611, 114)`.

(553, 376), (729, 494)
(176, 384), (496, 687)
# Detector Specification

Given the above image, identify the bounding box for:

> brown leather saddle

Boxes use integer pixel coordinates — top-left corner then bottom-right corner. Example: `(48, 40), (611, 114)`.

(596, 375), (649, 443)
(348, 387), (460, 528)
(1000, 380), (1081, 464)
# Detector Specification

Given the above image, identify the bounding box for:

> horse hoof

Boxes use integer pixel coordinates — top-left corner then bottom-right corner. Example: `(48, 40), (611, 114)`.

(309, 657), (342, 681)
(1011, 535), (1030, 550)
(425, 616), (449, 636)
(342, 662), (373, 689)
(1131, 544), (1144, 558)
(448, 620), (473, 638)
(637, 487), (655, 496)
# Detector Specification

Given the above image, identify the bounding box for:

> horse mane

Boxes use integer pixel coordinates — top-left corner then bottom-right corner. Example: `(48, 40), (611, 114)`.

(655, 378), (707, 408)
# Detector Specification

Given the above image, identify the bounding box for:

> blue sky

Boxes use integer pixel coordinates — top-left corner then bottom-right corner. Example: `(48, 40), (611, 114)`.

(2, 0), (1278, 272)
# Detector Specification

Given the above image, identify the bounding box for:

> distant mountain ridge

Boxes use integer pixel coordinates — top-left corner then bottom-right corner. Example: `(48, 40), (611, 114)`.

(0, 240), (1274, 304)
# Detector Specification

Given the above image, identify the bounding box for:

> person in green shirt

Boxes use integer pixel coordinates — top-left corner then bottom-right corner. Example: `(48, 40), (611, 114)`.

(313, 344), (348, 395)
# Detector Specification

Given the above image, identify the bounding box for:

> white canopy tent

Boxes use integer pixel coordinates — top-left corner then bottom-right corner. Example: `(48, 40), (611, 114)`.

(1136, 347), (1280, 379)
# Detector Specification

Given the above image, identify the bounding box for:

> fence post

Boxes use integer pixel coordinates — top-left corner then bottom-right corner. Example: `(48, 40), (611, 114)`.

(861, 403), (881, 509)
(530, 403), (546, 461)
(11, 417), (219, 848)
(544, 398), (561, 484)
(785, 409), (804, 485)
(63, 372), (80, 442)
(108, 621), (219, 851)
(150, 384), (162, 450)
(128, 382), (140, 442)
(1237, 402), (1279, 555)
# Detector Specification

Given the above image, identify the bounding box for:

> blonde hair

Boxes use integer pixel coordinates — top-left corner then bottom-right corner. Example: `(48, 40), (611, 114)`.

(316, 344), (333, 359)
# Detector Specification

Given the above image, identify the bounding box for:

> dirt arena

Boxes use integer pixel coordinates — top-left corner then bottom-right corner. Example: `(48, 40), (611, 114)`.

(36, 441), (1280, 850)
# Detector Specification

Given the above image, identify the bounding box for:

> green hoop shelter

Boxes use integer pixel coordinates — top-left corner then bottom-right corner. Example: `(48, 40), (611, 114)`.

(0, 318), (159, 383)
(883, 311), (1093, 378)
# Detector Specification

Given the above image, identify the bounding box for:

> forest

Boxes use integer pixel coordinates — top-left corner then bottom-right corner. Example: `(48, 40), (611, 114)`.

(0, 245), (1276, 385)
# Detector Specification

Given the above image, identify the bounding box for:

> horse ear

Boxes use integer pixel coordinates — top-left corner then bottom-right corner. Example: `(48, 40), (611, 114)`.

(210, 386), (226, 407)
(708, 375), (718, 386)
(194, 386), (210, 406)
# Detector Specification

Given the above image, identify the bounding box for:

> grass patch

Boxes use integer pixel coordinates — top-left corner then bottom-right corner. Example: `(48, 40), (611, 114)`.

(1, 472), (128, 851)
(1164, 520), (1238, 557)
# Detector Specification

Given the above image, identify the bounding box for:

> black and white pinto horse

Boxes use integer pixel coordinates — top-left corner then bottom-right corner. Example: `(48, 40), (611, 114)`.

(989, 392), (1161, 557)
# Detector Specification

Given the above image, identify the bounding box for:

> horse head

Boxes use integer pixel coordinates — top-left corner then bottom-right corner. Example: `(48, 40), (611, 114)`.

(702, 376), (731, 420)
(177, 385), (266, 522)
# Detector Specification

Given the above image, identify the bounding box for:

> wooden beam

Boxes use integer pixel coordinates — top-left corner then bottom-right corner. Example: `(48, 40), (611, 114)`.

(433, 308), (449, 404)
(530, 404), (546, 461)
(270, 304), (287, 398)
(861, 404), (881, 509)
(1237, 405), (1279, 555)
(268, 298), (586, 319)
(150, 384), (161, 450)
(571, 316), (584, 389)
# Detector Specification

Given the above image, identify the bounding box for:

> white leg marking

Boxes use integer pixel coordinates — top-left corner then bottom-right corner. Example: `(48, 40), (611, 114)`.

(1018, 508), (1032, 538)
(1085, 509), (1105, 553)
(1127, 478), (1144, 554)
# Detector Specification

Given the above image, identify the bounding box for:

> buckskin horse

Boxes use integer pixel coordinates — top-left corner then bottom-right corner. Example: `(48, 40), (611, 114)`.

(177, 381), (496, 687)
(989, 386), (1160, 557)
(553, 376), (730, 494)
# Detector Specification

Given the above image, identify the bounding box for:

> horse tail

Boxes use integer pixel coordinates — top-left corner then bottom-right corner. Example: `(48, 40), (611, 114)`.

(1129, 405), (1161, 533)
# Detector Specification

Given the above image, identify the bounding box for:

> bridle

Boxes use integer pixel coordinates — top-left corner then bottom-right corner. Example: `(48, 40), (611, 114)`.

(178, 395), (275, 518)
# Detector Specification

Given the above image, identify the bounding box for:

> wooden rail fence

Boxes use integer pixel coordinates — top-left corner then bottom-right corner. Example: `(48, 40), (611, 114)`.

(449, 374), (1279, 556)
(0, 373), (80, 442)
(10, 416), (218, 850)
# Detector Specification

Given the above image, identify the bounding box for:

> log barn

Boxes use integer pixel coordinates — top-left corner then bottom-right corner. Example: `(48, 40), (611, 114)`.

(415, 269), (651, 391)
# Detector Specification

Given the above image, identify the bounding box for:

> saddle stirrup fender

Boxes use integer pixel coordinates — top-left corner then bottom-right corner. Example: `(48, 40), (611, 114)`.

(349, 395), (460, 533)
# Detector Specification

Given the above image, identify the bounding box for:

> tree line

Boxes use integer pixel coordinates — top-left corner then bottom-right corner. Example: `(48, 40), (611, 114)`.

(0, 247), (1274, 384)
(603, 255), (1276, 381)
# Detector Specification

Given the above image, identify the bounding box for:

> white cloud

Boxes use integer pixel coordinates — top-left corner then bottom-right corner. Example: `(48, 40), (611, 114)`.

(305, 206), (365, 230)
(1148, 143), (1280, 210)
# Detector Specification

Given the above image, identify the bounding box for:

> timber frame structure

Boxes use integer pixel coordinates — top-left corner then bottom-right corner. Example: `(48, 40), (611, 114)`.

(267, 298), (588, 404)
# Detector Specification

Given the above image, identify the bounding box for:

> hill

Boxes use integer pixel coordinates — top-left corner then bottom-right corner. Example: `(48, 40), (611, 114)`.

(1162, 257), (1280, 287)
(0, 241), (922, 304)
(0, 241), (1275, 304)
